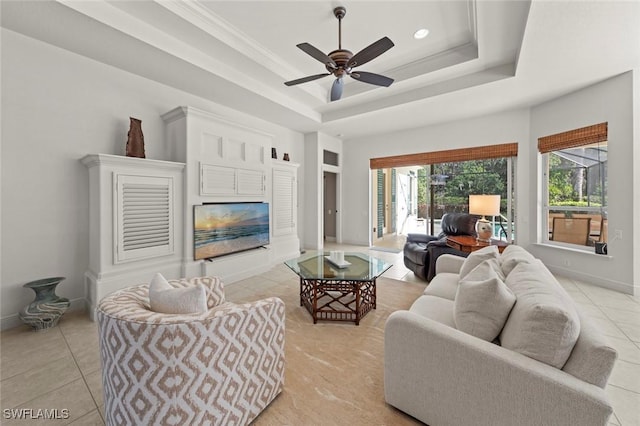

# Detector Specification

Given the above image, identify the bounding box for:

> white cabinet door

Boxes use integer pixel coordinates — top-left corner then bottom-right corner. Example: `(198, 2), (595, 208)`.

(272, 166), (297, 236)
(200, 164), (265, 196)
(237, 168), (265, 195)
(114, 173), (174, 263)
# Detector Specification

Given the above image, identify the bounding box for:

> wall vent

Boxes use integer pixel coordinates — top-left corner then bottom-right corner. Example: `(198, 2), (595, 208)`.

(114, 174), (174, 263)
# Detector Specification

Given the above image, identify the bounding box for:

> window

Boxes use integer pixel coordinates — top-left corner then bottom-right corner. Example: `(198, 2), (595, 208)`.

(539, 123), (608, 249)
(370, 143), (517, 242)
(415, 158), (516, 240)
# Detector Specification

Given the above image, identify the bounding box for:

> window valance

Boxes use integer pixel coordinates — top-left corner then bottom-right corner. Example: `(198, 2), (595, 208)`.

(538, 122), (607, 153)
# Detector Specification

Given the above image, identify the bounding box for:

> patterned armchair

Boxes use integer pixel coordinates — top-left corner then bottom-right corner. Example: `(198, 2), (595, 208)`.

(97, 276), (285, 426)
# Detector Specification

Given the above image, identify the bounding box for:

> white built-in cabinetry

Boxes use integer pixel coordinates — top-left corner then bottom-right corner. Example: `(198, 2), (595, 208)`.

(81, 154), (185, 318)
(81, 107), (300, 316)
(162, 106), (300, 281)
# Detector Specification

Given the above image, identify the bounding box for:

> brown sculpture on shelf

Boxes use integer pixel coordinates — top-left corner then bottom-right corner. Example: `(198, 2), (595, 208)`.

(126, 117), (145, 158)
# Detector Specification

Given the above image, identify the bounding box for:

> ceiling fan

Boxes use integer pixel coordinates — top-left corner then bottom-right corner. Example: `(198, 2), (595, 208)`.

(284, 6), (394, 101)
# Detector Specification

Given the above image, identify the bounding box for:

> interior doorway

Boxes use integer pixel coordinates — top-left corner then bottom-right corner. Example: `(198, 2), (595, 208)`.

(370, 168), (406, 252)
(323, 171), (337, 242)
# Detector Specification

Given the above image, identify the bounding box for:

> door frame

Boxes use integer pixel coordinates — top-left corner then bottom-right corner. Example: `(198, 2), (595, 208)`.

(322, 165), (341, 245)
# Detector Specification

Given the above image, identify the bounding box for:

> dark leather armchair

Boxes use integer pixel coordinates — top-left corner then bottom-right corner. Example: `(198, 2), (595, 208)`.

(403, 213), (477, 281)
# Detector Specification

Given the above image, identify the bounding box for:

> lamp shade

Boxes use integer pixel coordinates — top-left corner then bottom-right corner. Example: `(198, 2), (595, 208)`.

(469, 195), (501, 217)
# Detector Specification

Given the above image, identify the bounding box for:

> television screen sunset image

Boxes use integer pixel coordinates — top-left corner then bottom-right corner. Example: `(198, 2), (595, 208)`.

(194, 203), (269, 260)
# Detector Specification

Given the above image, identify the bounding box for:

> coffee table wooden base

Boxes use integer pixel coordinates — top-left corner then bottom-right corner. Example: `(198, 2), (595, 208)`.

(299, 278), (377, 325)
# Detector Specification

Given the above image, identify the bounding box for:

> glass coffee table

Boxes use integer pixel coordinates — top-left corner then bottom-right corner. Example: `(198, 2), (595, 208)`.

(284, 251), (392, 325)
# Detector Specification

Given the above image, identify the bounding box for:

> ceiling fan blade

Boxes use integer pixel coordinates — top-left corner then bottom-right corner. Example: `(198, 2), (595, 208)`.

(284, 73), (331, 86)
(330, 78), (344, 101)
(347, 36), (394, 68)
(350, 71), (394, 87)
(297, 43), (337, 68)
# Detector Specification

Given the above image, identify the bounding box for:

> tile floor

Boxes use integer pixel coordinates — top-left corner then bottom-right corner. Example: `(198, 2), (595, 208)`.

(1, 243), (639, 425)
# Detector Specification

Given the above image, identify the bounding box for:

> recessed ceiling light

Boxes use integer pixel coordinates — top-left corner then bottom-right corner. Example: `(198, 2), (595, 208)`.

(414, 28), (429, 39)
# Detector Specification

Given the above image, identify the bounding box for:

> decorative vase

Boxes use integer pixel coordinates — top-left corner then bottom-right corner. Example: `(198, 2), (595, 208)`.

(271, 148), (278, 159)
(19, 277), (70, 332)
(126, 117), (146, 158)
(283, 153), (290, 161)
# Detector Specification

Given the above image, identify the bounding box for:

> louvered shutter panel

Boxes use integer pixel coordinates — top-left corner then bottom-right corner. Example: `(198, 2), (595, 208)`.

(200, 164), (265, 196)
(237, 169), (265, 195)
(115, 174), (174, 263)
(273, 168), (296, 236)
(201, 164), (236, 195)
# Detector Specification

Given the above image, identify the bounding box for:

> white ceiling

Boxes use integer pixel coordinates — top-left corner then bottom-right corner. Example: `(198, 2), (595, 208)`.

(2, 1), (639, 139)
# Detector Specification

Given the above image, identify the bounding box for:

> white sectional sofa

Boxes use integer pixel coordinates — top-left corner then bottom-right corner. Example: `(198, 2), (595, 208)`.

(384, 245), (617, 426)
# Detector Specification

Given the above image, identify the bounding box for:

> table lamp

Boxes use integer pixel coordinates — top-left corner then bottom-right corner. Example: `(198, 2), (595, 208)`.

(469, 195), (501, 242)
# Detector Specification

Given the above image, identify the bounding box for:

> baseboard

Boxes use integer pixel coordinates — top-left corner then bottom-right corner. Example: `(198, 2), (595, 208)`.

(1, 297), (87, 331)
(545, 264), (634, 295)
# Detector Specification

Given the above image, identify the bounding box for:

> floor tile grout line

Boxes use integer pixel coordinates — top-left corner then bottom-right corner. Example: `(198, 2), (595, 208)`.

(2, 377), (86, 412)
(624, 294), (640, 304)
(58, 325), (103, 422)
(608, 382), (640, 396)
(0, 353), (70, 384)
(574, 283), (639, 343)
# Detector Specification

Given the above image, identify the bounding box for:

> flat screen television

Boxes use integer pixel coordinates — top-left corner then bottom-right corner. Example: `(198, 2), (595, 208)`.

(193, 202), (270, 260)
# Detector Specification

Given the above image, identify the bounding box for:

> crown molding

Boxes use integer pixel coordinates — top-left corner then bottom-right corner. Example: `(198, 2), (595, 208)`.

(155, 0), (327, 102)
(80, 154), (185, 170)
(56, 0), (323, 118)
(161, 106), (276, 139)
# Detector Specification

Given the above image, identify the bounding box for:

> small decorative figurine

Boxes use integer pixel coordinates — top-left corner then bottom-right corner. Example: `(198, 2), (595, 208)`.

(283, 153), (290, 161)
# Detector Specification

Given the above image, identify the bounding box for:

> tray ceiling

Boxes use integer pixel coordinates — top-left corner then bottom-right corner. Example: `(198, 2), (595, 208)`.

(2, 1), (639, 139)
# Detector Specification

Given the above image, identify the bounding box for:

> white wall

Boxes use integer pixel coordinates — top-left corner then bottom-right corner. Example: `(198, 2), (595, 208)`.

(528, 71), (637, 294)
(0, 29), (305, 328)
(342, 109), (532, 246)
(343, 72), (637, 294)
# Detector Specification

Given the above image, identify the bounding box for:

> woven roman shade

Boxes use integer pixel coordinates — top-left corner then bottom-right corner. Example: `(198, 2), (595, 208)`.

(538, 122), (608, 153)
(369, 142), (518, 169)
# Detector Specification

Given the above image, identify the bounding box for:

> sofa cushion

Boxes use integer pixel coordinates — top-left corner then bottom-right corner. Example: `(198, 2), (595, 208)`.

(499, 245), (536, 277)
(409, 295), (456, 328)
(423, 273), (459, 300)
(459, 245), (499, 279)
(500, 260), (581, 369)
(562, 311), (618, 388)
(453, 260), (516, 342)
(149, 273), (208, 314)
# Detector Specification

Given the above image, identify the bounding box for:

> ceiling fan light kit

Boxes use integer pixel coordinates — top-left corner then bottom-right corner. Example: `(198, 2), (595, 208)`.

(284, 6), (395, 101)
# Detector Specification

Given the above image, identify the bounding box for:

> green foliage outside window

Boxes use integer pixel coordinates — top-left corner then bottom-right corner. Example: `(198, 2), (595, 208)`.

(547, 151), (606, 207)
(416, 159), (507, 219)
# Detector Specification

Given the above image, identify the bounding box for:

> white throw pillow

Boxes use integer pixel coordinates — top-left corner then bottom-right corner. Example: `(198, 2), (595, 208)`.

(454, 260), (516, 342)
(458, 245), (499, 280)
(148, 273), (208, 314)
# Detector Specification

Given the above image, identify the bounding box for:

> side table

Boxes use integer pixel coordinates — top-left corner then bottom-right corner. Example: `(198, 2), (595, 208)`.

(446, 235), (509, 254)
